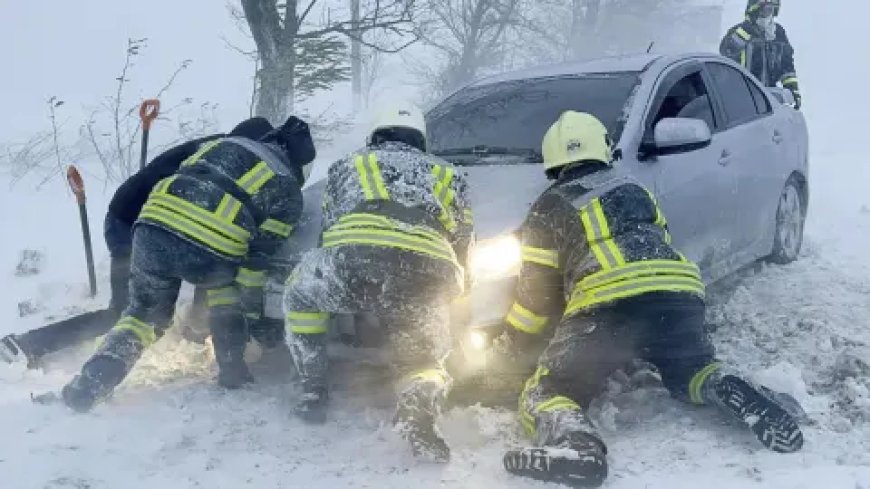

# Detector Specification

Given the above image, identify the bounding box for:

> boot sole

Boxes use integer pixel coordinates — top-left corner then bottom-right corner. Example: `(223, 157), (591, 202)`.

(715, 375), (804, 453)
(504, 446), (607, 488)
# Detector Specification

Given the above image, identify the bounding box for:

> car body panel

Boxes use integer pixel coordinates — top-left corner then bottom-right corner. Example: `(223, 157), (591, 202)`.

(264, 53), (809, 327)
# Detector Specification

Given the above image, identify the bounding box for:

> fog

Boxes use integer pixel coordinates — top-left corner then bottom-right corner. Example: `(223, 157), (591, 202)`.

(2, 1), (862, 149)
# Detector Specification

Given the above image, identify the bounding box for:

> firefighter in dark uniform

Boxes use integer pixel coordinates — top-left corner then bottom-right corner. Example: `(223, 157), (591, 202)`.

(282, 105), (473, 462)
(497, 112), (804, 488)
(720, 0), (801, 108)
(61, 116), (316, 412)
(0, 118), (274, 368)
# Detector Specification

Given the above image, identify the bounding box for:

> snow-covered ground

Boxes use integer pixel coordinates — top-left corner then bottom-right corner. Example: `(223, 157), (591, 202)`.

(1, 132), (869, 489)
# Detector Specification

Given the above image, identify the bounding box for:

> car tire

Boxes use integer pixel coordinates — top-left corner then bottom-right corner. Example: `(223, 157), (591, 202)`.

(768, 177), (805, 265)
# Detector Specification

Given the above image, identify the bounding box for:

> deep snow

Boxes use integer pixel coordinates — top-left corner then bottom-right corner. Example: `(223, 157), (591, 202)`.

(1, 138), (869, 489)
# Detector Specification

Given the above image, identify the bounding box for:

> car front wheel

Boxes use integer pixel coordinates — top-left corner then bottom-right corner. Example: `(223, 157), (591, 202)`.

(768, 177), (805, 264)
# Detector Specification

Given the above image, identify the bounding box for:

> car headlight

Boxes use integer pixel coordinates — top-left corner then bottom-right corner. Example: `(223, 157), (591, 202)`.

(469, 330), (489, 351)
(468, 235), (522, 281)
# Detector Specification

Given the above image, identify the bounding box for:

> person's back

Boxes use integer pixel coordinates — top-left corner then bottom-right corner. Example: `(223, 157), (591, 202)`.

(720, 0), (801, 107)
(139, 129), (310, 263)
(525, 163), (701, 320)
(323, 141), (454, 232)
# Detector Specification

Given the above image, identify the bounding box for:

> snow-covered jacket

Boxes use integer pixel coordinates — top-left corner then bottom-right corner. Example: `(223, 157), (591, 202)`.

(505, 163), (705, 336)
(320, 142), (474, 274)
(137, 137), (303, 270)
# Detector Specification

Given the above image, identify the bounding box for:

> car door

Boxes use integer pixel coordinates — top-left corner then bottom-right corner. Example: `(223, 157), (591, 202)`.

(703, 61), (782, 263)
(640, 64), (738, 274)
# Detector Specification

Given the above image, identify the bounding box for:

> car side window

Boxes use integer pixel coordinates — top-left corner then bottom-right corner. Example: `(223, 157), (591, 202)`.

(650, 72), (717, 132)
(745, 75), (772, 114)
(705, 62), (761, 125)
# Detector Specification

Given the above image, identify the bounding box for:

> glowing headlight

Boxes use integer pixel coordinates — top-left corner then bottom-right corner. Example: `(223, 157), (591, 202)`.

(468, 235), (522, 281)
(469, 330), (489, 351)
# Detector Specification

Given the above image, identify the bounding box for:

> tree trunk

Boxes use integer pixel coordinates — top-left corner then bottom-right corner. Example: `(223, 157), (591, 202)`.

(242, 0), (298, 124)
(569, 0), (602, 60)
(257, 56), (295, 123)
(350, 0), (362, 113)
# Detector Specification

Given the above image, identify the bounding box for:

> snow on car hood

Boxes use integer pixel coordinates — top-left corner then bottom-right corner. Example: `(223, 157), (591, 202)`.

(461, 164), (551, 238)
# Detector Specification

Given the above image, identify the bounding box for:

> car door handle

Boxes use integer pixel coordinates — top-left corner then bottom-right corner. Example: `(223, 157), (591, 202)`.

(718, 150), (732, 166)
(773, 130), (783, 144)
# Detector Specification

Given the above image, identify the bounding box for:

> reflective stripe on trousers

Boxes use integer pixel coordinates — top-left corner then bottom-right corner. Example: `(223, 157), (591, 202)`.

(286, 311), (330, 334)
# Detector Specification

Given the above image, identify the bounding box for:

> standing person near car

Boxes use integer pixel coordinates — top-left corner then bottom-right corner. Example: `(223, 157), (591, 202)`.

(496, 111), (804, 487)
(0, 118), (275, 368)
(282, 104), (474, 462)
(60, 116), (316, 413)
(720, 0), (801, 108)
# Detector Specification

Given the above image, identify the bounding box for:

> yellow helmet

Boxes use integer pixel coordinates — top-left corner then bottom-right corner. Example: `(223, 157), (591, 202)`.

(542, 111), (612, 173)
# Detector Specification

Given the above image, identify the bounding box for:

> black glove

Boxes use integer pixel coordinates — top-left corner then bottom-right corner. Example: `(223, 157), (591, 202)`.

(266, 116), (316, 167)
(791, 89), (802, 110)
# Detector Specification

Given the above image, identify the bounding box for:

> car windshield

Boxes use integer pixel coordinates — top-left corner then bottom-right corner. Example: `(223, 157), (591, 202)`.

(427, 73), (641, 165)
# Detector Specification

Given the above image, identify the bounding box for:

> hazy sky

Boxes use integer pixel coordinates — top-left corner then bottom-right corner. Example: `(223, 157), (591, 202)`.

(1, 1), (255, 142)
(1, 0), (866, 154)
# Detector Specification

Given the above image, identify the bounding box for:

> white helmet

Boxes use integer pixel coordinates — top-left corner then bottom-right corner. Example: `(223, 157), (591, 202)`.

(368, 104), (427, 150)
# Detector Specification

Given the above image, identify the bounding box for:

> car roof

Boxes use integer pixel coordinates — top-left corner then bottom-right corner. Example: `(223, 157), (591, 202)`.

(460, 52), (724, 91)
(466, 53), (663, 87)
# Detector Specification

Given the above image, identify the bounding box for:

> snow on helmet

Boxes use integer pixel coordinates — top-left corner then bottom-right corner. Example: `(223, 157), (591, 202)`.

(368, 104), (427, 151)
(542, 111), (612, 176)
(746, 0), (780, 18)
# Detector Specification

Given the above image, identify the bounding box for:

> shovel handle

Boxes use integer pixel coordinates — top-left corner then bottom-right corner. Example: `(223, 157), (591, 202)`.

(66, 165), (86, 205)
(139, 99), (161, 131)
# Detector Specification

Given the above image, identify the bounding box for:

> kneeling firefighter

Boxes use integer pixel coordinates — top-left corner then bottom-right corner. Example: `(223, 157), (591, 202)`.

(61, 116), (316, 412)
(282, 105), (474, 462)
(496, 112), (804, 487)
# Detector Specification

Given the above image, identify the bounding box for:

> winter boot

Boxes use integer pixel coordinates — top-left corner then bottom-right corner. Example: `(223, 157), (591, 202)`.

(394, 380), (450, 463)
(294, 383), (329, 424)
(62, 326), (149, 412)
(61, 356), (128, 412)
(705, 374), (804, 453)
(210, 311), (254, 389)
(503, 431), (608, 488)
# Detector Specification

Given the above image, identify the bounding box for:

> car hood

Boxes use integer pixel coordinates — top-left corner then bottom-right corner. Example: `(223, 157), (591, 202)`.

(462, 165), (550, 239)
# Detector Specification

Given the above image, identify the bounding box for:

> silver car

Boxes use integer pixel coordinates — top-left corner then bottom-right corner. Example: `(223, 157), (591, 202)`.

(264, 52), (809, 360)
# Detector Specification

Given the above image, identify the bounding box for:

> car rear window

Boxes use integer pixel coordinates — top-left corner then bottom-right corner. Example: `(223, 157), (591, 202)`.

(426, 73), (640, 165)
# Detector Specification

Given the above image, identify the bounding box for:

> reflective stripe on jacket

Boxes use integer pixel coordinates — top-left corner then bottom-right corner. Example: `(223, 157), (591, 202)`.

(505, 164), (704, 335)
(719, 20), (799, 91)
(321, 142), (472, 268)
(138, 138), (301, 259)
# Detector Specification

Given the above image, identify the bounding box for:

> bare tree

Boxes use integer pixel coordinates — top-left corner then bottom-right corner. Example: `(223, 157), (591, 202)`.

(0, 131), (56, 187)
(414, 0), (525, 97)
(235, 0), (419, 123)
(82, 38), (195, 183)
(46, 96), (67, 187)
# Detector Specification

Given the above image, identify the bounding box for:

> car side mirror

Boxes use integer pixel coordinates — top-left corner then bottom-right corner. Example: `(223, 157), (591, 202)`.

(651, 117), (712, 154)
(768, 87), (796, 107)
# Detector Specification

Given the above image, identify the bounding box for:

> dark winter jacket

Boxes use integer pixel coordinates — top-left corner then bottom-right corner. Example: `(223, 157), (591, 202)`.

(137, 137), (304, 270)
(504, 163), (705, 336)
(720, 20), (799, 94)
(321, 141), (474, 276)
(108, 135), (223, 226)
